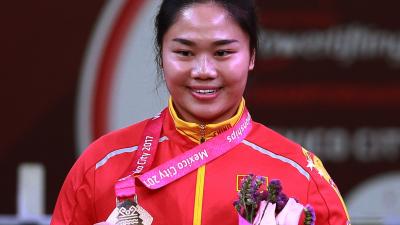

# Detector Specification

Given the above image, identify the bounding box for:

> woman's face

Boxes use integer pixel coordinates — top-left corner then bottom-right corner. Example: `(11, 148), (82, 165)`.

(162, 2), (254, 124)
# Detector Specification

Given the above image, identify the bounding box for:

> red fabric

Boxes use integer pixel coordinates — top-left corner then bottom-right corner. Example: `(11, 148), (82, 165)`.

(51, 110), (350, 225)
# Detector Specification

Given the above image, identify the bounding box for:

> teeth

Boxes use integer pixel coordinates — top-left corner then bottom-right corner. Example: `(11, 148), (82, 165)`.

(195, 89), (216, 94)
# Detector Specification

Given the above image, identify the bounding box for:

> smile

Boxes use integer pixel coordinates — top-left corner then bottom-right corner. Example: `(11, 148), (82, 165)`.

(190, 87), (221, 100)
(194, 89), (217, 95)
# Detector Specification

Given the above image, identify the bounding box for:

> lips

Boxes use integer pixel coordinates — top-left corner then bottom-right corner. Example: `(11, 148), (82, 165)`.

(189, 86), (221, 99)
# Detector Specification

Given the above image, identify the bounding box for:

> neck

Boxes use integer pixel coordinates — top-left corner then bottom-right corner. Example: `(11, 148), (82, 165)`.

(168, 97), (245, 143)
(173, 103), (241, 125)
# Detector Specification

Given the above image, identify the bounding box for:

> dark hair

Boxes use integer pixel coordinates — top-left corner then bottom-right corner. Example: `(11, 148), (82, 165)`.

(154, 0), (258, 74)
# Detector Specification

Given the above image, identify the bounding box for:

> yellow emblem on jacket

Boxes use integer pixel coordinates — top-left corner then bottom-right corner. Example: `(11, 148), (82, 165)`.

(302, 148), (333, 183)
(302, 147), (351, 223)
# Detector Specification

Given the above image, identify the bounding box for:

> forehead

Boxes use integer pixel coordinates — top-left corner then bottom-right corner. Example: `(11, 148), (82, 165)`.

(165, 3), (247, 42)
(179, 3), (230, 27)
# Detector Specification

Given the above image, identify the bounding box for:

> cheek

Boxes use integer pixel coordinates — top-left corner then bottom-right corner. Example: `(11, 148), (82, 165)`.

(162, 53), (190, 75)
(163, 72), (181, 92)
(231, 50), (250, 67)
(162, 57), (185, 86)
(224, 56), (251, 82)
(220, 56), (250, 95)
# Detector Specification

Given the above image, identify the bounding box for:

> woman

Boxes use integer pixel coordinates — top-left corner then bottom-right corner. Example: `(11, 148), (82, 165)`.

(51, 1), (350, 224)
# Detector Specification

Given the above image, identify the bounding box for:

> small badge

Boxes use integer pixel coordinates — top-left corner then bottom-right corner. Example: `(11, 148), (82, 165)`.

(115, 197), (153, 225)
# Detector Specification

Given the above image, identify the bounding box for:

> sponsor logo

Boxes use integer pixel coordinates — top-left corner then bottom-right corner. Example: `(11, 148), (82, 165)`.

(227, 113), (251, 143)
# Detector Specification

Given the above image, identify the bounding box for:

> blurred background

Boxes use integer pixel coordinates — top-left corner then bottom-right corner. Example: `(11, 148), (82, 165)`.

(1, 0), (399, 224)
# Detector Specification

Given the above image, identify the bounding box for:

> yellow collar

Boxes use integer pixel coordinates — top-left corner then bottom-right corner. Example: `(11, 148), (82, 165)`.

(168, 97), (245, 144)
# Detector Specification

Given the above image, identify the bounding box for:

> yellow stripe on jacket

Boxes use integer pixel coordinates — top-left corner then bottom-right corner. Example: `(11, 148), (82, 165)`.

(168, 97), (245, 225)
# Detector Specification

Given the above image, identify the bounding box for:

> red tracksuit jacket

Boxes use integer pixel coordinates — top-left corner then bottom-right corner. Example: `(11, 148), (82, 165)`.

(51, 108), (350, 225)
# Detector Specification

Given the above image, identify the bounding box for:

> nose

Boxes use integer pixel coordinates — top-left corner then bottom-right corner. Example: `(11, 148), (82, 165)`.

(191, 55), (217, 79)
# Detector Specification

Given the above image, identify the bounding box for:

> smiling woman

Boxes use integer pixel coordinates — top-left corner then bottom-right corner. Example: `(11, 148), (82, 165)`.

(51, 1), (351, 225)
(161, 2), (254, 124)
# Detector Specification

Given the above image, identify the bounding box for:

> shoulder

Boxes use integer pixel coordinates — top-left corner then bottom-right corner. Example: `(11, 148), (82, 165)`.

(243, 121), (314, 179)
(76, 119), (151, 172)
(246, 121), (303, 157)
(244, 122), (337, 181)
(52, 119), (152, 225)
(245, 121), (333, 176)
(242, 121), (351, 222)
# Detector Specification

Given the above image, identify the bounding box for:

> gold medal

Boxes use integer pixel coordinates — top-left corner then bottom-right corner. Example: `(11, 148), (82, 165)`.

(116, 196), (153, 225)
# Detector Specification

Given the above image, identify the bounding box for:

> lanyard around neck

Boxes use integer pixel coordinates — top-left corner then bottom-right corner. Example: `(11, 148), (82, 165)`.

(115, 107), (253, 198)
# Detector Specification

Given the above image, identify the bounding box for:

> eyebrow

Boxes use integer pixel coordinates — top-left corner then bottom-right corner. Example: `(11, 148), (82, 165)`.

(173, 38), (195, 46)
(213, 39), (238, 46)
(172, 38), (238, 46)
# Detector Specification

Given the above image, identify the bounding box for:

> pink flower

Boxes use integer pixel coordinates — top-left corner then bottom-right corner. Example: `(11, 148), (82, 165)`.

(275, 198), (304, 225)
(239, 198), (305, 225)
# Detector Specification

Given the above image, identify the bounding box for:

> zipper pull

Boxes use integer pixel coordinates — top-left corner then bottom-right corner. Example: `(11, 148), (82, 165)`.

(199, 124), (206, 143)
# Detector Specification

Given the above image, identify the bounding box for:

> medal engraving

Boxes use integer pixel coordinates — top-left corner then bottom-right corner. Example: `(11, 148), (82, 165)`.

(116, 198), (153, 225)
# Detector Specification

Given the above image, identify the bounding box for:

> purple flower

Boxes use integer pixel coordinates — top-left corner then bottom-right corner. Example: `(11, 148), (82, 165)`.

(275, 192), (288, 214)
(267, 179), (282, 203)
(234, 175), (316, 225)
(236, 174), (267, 223)
(304, 204), (316, 225)
(257, 188), (269, 203)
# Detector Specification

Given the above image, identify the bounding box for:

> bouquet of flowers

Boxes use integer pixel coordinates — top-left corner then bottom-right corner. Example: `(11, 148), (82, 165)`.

(233, 174), (316, 225)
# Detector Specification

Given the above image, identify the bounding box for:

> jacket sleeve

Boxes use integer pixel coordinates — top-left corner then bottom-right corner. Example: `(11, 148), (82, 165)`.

(51, 157), (96, 225)
(306, 153), (351, 225)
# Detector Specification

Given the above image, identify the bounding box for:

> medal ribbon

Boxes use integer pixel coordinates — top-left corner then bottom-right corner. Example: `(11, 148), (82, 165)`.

(115, 108), (252, 197)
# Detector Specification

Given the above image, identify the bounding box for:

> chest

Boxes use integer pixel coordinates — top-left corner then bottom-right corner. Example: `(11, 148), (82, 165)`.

(94, 141), (309, 224)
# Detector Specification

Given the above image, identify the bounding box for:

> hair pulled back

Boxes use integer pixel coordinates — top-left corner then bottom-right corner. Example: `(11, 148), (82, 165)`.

(154, 0), (258, 73)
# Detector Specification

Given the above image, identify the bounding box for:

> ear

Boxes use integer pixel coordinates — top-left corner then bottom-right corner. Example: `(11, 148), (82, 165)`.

(249, 50), (256, 70)
(159, 54), (164, 68)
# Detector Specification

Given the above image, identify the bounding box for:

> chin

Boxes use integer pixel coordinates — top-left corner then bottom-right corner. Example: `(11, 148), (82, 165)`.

(191, 108), (225, 123)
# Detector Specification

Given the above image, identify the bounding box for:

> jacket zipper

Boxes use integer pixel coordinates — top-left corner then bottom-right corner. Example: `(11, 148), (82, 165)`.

(193, 123), (206, 225)
(199, 124), (206, 143)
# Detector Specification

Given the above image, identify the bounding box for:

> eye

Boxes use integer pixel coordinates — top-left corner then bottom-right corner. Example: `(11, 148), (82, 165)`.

(174, 50), (194, 57)
(215, 50), (234, 57)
